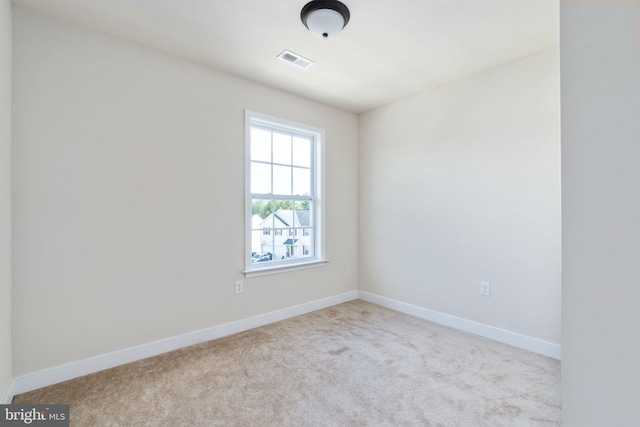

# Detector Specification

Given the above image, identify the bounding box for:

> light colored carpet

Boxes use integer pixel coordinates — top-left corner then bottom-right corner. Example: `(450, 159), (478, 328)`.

(13, 300), (560, 426)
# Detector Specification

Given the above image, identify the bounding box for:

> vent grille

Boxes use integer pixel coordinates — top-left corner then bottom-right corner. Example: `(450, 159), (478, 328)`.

(277, 50), (314, 70)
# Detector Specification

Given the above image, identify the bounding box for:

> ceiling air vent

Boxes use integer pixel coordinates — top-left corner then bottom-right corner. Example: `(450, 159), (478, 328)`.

(277, 50), (314, 70)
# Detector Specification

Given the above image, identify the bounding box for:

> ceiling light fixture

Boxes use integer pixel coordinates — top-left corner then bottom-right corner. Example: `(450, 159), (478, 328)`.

(300, 0), (350, 39)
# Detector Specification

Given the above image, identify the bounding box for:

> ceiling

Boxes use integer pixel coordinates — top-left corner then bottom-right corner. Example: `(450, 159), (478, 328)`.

(11, 0), (559, 114)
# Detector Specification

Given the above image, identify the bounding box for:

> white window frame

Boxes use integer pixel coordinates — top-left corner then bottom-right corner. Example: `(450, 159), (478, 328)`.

(244, 110), (326, 277)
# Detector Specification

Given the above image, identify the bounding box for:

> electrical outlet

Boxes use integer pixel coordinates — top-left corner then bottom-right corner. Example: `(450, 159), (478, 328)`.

(235, 280), (243, 294)
(480, 281), (491, 296)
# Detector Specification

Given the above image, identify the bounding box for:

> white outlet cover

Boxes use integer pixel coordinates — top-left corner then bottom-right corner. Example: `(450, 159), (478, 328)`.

(480, 281), (491, 296)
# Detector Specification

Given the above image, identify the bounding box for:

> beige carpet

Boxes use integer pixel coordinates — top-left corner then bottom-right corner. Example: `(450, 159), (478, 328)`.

(13, 300), (561, 426)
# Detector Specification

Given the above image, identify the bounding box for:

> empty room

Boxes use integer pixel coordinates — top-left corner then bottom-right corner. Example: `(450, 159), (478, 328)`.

(1, 0), (638, 426)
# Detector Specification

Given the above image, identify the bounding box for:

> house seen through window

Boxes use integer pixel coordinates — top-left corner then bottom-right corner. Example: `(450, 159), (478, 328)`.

(245, 111), (324, 275)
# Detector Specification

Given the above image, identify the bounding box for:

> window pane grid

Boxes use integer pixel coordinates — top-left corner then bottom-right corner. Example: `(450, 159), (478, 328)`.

(248, 115), (318, 269)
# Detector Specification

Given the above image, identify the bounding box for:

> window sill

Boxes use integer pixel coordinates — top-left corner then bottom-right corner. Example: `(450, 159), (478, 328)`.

(243, 259), (329, 278)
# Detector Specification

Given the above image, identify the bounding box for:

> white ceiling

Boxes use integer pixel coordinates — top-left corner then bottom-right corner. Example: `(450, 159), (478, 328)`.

(11, 0), (559, 114)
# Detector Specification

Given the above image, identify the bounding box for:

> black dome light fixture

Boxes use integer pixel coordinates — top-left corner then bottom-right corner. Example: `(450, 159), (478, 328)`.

(300, 0), (350, 39)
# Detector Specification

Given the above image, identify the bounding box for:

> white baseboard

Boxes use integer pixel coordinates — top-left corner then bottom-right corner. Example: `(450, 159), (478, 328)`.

(358, 291), (561, 360)
(9, 291), (359, 399)
(2, 379), (15, 404)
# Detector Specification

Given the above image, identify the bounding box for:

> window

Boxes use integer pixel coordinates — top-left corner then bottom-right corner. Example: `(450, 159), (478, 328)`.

(245, 111), (325, 276)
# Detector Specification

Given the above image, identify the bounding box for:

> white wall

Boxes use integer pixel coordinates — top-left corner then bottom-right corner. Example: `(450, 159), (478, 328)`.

(561, 1), (640, 425)
(0, 0), (12, 402)
(11, 8), (358, 376)
(359, 49), (560, 346)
